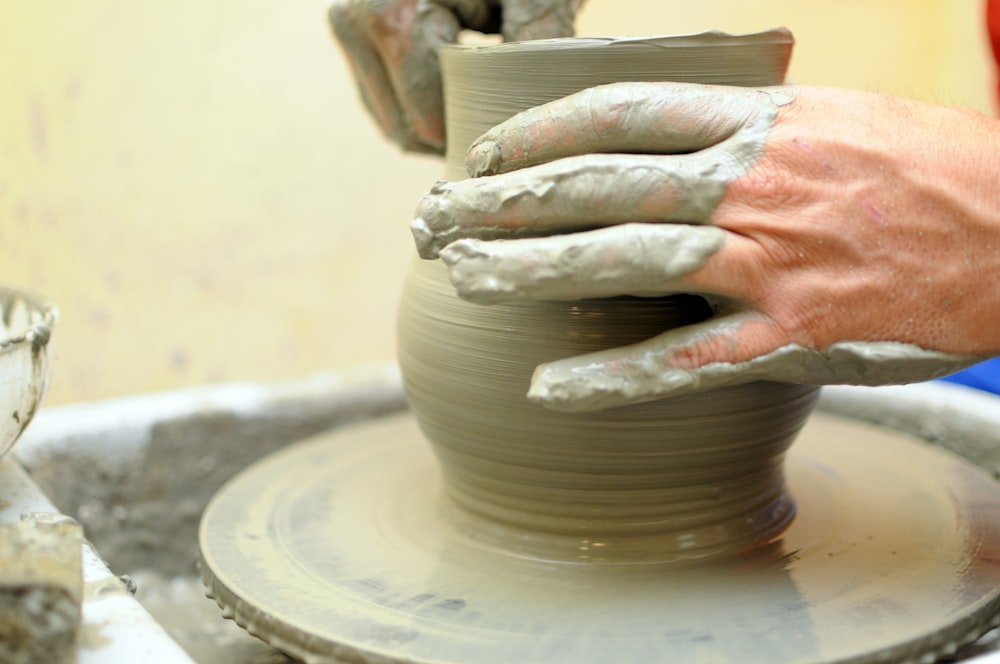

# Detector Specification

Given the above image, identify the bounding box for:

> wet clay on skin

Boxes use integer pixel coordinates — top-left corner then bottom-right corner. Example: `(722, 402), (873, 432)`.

(414, 84), (796, 259)
(413, 35), (981, 410)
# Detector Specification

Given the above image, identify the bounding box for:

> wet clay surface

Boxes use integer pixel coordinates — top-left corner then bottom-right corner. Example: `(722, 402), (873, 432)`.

(200, 412), (1000, 664)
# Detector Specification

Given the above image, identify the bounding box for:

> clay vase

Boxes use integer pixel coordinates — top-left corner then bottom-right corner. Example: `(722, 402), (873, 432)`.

(397, 30), (819, 563)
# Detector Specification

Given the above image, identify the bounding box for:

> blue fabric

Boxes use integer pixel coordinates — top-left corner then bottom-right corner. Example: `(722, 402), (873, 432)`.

(938, 357), (1000, 395)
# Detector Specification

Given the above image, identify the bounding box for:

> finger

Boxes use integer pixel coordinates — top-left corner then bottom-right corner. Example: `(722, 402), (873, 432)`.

(439, 223), (728, 304)
(328, 0), (452, 153)
(466, 83), (796, 177)
(528, 309), (785, 411)
(500, 0), (580, 41)
(413, 149), (738, 258)
(329, 1), (415, 149)
(528, 310), (983, 412)
(392, 2), (459, 151)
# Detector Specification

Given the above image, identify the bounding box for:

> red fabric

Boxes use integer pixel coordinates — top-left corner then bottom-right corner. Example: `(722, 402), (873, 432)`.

(990, 0), (1000, 110)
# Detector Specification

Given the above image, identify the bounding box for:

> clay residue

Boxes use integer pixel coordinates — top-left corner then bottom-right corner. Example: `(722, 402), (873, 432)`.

(0, 519), (82, 664)
(413, 137), (750, 259)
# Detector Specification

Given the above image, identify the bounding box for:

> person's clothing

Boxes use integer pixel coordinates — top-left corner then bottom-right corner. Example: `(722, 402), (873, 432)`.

(940, 358), (1000, 393)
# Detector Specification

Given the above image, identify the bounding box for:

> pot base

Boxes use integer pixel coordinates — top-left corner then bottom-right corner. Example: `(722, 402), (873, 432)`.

(199, 412), (1000, 663)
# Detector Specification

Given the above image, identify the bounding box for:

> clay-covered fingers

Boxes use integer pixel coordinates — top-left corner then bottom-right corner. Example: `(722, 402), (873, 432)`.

(528, 309), (982, 412)
(329, 0), (458, 154)
(329, 0), (582, 154)
(439, 223), (727, 303)
(465, 83), (796, 177)
(529, 309), (778, 411)
(499, 0), (582, 41)
(413, 150), (743, 258)
(413, 83), (799, 258)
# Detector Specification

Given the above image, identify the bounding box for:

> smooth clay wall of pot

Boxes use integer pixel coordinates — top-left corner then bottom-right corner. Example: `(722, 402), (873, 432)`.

(0, 0), (993, 405)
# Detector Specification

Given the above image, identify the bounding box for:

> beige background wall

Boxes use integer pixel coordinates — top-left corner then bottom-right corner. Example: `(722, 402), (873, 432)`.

(1, 0), (994, 405)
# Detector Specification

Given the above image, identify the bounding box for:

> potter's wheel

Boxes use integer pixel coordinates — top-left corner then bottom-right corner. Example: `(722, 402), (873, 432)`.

(199, 411), (1000, 663)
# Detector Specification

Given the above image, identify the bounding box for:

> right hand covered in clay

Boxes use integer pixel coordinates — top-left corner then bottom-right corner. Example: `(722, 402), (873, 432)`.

(328, 0), (583, 154)
(412, 82), (1000, 411)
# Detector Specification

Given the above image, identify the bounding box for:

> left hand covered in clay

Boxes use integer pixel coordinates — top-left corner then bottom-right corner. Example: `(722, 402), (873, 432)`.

(329, 0), (583, 154)
(412, 83), (1000, 411)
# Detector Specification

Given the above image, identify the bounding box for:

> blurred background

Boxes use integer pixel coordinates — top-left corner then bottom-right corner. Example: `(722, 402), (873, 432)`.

(1, 0), (994, 405)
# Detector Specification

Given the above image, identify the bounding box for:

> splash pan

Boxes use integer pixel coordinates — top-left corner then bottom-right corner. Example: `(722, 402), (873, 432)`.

(199, 412), (1000, 663)
(0, 288), (55, 458)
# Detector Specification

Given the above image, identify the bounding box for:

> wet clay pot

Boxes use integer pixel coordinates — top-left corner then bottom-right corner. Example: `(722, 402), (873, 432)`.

(397, 30), (819, 563)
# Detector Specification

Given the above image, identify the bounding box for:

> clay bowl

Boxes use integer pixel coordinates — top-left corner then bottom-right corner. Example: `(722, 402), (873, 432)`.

(398, 30), (818, 564)
(0, 288), (56, 458)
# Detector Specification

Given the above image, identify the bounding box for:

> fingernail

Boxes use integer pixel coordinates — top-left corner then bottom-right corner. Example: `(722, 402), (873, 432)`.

(466, 141), (501, 177)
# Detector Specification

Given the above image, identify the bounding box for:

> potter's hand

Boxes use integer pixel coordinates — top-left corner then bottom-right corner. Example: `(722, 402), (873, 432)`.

(412, 83), (1000, 411)
(328, 0), (582, 154)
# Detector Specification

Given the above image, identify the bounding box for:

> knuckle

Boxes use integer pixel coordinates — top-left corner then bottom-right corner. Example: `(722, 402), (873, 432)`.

(669, 323), (743, 369)
(580, 85), (640, 145)
(668, 340), (714, 370)
(725, 129), (816, 209)
(730, 159), (798, 208)
(757, 286), (829, 349)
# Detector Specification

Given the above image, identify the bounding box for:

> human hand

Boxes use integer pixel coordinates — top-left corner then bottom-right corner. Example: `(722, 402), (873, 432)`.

(328, 0), (582, 154)
(412, 83), (1000, 411)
